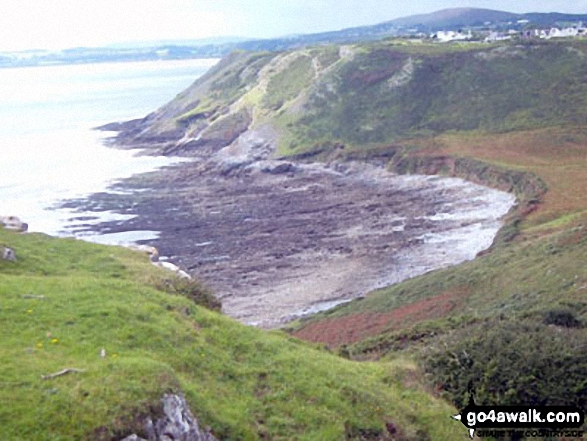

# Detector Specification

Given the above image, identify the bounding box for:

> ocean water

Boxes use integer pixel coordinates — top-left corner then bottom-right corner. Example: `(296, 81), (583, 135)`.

(0, 58), (217, 242)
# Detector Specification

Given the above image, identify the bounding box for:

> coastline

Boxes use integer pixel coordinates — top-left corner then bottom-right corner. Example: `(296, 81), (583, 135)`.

(60, 132), (516, 328)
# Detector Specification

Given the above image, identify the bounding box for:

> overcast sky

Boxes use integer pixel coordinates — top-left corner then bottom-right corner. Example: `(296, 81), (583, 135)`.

(1, 0), (586, 51)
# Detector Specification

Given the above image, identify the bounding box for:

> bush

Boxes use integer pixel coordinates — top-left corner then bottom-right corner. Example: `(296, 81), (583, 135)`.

(154, 276), (222, 312)
(421, 319), (587, 411)
(543, 308), (582, 328)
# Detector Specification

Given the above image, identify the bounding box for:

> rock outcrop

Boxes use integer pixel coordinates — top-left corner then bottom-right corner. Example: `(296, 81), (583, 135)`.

(0, 215), (28, 232)
(125, 244), (191, 279)
(1, 247), (16, 261)
(121, 394), (218, 441)
(153, 261), (192, 280)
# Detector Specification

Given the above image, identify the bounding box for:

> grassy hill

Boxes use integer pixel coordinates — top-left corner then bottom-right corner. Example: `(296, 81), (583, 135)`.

(112, 37), (587, 433)
(0, 228), (467, 440)
(119, 39), (587, 157)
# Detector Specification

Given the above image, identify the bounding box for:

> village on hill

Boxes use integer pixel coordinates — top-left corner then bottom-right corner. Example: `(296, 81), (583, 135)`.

(431, 22), (587, 43)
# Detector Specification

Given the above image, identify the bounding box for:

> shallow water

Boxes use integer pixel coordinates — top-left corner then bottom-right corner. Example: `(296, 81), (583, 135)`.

(0, 59), (217, 242)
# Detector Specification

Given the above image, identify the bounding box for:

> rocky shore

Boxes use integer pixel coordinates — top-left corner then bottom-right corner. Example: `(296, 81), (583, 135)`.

(60, 128), (515, 328)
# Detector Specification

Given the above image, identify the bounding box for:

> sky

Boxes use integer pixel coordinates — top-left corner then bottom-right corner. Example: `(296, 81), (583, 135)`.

(0, 0), (586, 52)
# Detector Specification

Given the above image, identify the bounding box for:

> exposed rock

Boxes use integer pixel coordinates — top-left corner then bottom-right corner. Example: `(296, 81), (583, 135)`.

(0, 215), (28, 232)
(154, 261), (192, 280)
(122, 394), (218, 441)
(66, 157), (515, 328)
(95, 118), (144, 132)
(261, 162), (296, 175)
(176, 270), (192, 280)
(2, 247), (16, 261)
(125, 243), (192, 278)
(121, 435), (146, 441)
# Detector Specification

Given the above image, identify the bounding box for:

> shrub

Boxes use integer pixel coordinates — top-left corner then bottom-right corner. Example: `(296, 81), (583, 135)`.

(543, 308), (582, 328)
(153, 276), (222, 312)
(421, 319), (587, 411)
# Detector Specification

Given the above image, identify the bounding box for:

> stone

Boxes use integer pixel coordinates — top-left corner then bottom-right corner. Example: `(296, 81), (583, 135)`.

(123, 394), (217, 441)
(121, 435), (147, 441)
(0, 216), (28, 232)
(176, 270), (192, 280)
(153, 261), (192, 280)
(261, 162), (296, 174)
(150, 394), (218, 441)
(2, 247), (16, 261)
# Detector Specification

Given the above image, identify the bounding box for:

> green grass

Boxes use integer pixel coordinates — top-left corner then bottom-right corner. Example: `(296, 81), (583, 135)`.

(291, 215), (587, 421)
(0, 228), (466, 440)
(279, 41), (587, 155)
(262, 54), (315, 110)
(129, 39), (587, 162)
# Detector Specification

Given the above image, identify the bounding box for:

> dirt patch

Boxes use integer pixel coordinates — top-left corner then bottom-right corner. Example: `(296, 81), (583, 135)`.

(293, 288), (470, 347)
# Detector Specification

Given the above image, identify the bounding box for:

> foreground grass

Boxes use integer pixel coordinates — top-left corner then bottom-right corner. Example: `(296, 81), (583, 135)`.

(0, 228), (466, 440)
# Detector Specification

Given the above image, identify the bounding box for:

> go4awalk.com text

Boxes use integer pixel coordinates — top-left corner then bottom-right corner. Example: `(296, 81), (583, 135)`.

(452, 404), (584, 438)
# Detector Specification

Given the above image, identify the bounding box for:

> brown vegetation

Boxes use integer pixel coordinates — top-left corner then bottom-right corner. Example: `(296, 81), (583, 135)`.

(294, 288), (469, 346)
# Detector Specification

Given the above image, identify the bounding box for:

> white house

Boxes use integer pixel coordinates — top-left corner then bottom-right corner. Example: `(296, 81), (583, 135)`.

(484, 32), (512, 43)
(541, 27), (585, 39)
(432, 30), (473, 43)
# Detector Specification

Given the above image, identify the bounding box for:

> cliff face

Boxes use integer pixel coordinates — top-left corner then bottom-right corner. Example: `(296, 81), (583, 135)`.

(113, 40), (587, 160)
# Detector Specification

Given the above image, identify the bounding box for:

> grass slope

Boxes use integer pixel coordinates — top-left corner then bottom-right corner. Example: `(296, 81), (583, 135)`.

(283, 40), (587, 154)
(125, 39), (587, 161)
(0, 228), (466, 440)
(289, 89), (587, 424)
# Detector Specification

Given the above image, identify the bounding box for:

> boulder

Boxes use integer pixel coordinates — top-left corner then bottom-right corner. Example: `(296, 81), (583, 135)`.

(261, 162), (296, 175)
(153, 261), (192, 280)
(0, 216), (28, 232)
(1, 247), (16, 261)
(125, 244), (191, 279)
(122, 394), (218, 441)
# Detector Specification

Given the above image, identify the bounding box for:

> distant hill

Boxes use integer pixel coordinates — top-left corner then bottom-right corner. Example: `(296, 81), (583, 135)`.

(234, 8), (587, 52)
(523, 12), (587, 25)
(3, 8), (587, 68)
(326, 8), (587, 38)
(386, 7), (519, 29)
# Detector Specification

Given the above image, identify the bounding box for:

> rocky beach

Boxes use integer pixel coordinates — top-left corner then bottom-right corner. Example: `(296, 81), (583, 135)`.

(61, 127), (515, 328)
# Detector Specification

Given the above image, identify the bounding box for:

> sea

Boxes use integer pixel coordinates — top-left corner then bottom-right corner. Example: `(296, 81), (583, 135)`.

(0, 58), (218, 243)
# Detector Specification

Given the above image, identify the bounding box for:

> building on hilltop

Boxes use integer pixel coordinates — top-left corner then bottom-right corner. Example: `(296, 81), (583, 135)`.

(484, 32), (512, 43)
(431, 30), (473, 43)
(540, 26), (587, 39)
